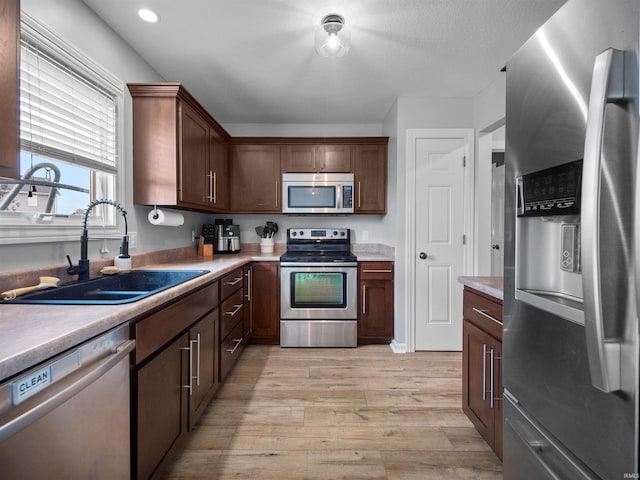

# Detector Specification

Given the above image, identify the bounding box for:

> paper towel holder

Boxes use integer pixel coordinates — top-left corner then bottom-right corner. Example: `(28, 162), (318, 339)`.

(151, 205), (160, 221)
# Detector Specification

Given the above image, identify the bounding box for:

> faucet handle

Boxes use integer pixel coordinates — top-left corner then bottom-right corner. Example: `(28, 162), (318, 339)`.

(66, 255), (78, 276)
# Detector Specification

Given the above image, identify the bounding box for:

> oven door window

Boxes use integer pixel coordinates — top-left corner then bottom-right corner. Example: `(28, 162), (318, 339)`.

(287, 186), (336, 208)
(290, 272), (346, 308)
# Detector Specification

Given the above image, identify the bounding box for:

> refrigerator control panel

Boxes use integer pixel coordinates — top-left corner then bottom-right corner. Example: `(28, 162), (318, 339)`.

(517, 159), (582, 216)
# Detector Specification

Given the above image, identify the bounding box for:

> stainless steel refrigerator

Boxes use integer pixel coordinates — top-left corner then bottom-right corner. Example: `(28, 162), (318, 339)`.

(504, 0), (639, 478)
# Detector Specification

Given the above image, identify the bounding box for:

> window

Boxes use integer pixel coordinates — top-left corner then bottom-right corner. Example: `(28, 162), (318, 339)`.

(0, 14), (124, 243)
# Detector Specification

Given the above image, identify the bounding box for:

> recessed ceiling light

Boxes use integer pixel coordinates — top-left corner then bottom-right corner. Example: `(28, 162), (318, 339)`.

(138, 8), (159, 23)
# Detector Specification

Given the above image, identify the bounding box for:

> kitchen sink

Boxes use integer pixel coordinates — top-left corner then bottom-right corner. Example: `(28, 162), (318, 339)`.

(4, 269), (209, 305)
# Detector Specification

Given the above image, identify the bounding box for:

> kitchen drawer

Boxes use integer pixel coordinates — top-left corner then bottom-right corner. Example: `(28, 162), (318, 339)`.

(359, 261), (394, 280)
(220, 288), (244, 340)
(220, 320), (244, 381)
(134, 282), (218, 364)
(463, 288), (502, 340)
(220, 267), (244, 300)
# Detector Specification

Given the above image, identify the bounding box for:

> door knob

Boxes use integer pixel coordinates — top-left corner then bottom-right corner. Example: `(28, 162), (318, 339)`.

(491, 244), (500, 250)
(419, 252), (428, 260)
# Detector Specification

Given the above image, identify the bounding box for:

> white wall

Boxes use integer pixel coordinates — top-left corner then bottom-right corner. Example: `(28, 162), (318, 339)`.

(2, 0), (212, 272)
(473, 75), (507, 275)
(386, 96), (475, 350)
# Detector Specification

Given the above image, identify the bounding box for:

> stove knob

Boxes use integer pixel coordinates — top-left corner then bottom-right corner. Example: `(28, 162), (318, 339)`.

(333, 231), (338, 236)
(340, 231), (346, 236)
(291, 231), (297, 237)
(299, 230), (304, 236)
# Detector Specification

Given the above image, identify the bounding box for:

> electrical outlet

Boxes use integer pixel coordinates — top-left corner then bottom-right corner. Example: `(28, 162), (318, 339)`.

(362, 230), (369, 241)
(129, 232), (137, 249)
(191, 229), (197, 243)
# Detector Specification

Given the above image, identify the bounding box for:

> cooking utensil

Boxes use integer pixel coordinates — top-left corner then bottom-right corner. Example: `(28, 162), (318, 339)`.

(255, 226), (264, 238)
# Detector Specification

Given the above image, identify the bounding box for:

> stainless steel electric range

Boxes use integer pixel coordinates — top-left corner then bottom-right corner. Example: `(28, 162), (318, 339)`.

(280, 228), (357, 348)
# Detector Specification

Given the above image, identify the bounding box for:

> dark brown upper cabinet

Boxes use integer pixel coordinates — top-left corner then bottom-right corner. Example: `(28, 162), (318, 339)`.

(0, 0), (20, 179)
(128, 83), (230, 213)
(283, 144), (352, 173)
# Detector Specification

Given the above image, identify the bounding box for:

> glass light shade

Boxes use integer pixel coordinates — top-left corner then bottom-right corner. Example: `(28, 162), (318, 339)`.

(315, 29), (351, 58)
(138, 9), (159, 23)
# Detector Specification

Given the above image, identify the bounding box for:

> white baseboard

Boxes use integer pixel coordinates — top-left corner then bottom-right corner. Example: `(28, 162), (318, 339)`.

(389, 340), (407, 353)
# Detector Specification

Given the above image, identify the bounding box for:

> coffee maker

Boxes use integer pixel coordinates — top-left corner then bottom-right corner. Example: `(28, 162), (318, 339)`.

(213, 219), (240, 254)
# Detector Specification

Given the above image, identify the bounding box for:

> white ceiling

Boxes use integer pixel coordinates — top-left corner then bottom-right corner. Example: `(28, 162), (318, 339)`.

(81, 0), (566, 125)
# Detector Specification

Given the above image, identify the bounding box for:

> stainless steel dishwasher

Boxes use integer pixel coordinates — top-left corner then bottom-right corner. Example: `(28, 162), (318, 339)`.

(0, 323), (134, 479)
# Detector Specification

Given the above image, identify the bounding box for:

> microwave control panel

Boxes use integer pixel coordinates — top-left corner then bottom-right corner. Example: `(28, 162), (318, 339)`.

(517, 159), (582, 217)
(342, 185), (353, 208)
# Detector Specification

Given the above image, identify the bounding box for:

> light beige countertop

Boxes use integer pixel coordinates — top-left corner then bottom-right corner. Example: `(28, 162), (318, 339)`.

(0, 250), (279, 381)
(352, 244), (395, 262)
(458, 276), (504, 301)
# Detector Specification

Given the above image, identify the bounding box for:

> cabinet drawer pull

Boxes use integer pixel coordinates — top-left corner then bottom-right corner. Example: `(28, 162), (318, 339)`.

(472, 307), (502, 325)
(224, 277), (243, 286)
(362, 269), (393, 273)
(225, 304), (243, 316)
(226, 337), (243, 354)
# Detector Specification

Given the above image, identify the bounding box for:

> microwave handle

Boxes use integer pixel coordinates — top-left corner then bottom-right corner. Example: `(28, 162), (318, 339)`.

(336, 184), (342, 209)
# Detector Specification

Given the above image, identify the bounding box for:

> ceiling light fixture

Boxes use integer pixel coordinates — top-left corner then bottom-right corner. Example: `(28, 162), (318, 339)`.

(138, 8), (159, 23)
(315, 14), (350, 59)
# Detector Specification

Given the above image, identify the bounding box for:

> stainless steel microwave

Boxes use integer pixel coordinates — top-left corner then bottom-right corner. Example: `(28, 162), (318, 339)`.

(282, 173), (354, 214)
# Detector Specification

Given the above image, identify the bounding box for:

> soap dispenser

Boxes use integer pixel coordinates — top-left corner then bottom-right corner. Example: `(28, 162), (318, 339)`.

(114, 235), (131, 271)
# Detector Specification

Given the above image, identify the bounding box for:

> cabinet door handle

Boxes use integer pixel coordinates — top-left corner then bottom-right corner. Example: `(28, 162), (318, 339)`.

(493, 352), (502, 404)
(362, 269), (393, 273)
(490, 348), (495, 409)
(276, 181), (279, 208)
(472, 307), (502, 325)
(362, 285), (367, 315)
(206, 171), (213, 202)
(182, 341), (195, 395)
(195, 333), (201, 387)
(225, 304), (243, 316)
(226, 337), (243, 354)
(212, 171), (217, 204)
(244, 269), (252, 301)
(358, 181), (362, 208)
(482, 343), (487, 401)
(224, 277), (243, 286)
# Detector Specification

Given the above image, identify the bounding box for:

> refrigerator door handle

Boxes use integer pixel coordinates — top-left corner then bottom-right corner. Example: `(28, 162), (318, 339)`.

(582, 48), (625, 393)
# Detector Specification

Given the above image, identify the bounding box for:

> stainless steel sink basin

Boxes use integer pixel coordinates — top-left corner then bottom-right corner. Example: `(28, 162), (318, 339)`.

(4, 269), (209, 305)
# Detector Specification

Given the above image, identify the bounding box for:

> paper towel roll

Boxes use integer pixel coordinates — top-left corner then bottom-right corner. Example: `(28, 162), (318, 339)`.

(148, 208), (184, 227)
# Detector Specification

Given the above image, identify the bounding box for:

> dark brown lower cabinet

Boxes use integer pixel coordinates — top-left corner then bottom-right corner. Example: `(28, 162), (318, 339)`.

(132, 282), (219, 479)
(358, 262), (394, 344)
(249, 262), (280, 344)
(135, 333), (188, 480)
(462, 287), (503, 460)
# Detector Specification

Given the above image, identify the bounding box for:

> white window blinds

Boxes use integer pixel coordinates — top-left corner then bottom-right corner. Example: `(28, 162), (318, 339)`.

(19, 33), (118, 172)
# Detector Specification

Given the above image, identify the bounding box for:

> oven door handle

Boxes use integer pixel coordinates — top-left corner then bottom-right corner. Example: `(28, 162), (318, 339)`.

(280, 262), (358, 268)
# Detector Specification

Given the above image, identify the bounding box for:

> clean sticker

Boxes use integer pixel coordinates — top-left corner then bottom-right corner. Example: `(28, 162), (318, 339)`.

(11, 365), (52, 405)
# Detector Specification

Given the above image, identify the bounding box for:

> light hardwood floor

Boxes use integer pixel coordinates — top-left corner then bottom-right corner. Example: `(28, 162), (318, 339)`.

(161, 344), (503, 479)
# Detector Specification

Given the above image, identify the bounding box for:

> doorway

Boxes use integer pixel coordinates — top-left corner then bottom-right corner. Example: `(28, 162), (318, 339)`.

(406, 129), (474, 351)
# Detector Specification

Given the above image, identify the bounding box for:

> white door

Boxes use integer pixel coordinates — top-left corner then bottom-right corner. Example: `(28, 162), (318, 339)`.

(414, 135), (468, 351)
(491, 161), (505, 276)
